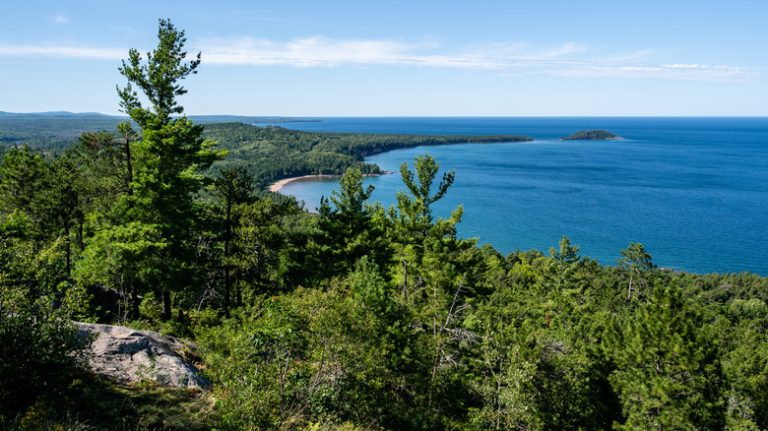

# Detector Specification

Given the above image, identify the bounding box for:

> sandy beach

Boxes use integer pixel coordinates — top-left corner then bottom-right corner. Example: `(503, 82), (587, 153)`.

(268, 174), (341, 193)
(269, 171), (394, 193)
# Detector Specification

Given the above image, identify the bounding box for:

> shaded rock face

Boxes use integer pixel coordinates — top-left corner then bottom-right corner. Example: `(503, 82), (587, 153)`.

(76, 322), (209, 389)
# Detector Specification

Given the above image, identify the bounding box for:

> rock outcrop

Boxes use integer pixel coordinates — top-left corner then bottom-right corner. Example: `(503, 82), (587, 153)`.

(76, 322), (209, 389)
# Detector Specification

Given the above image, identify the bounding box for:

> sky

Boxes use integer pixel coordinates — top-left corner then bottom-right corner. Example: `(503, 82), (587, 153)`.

(1, 0), (766, 116)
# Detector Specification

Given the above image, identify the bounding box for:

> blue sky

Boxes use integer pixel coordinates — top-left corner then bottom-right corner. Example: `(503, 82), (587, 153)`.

(1, 0), (766, 116)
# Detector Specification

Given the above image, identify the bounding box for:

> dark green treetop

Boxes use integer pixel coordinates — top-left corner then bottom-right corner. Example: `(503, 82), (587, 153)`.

(117, 18), (201, 124)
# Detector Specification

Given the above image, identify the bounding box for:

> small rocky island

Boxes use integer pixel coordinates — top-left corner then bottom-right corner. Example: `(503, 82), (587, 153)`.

(562, 130), (622, 141)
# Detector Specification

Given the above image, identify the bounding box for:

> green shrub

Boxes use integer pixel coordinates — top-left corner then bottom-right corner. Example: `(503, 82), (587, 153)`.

(0, 302), (87, 423)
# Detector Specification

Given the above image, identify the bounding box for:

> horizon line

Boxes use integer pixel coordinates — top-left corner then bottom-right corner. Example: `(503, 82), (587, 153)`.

(2, 111), (767, 119)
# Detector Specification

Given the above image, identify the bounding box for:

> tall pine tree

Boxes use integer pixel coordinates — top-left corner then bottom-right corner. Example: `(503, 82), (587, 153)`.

(115, 18), (222, 319)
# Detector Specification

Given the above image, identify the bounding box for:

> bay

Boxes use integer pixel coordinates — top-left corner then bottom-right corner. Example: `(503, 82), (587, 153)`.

(269, 117), (768, 275)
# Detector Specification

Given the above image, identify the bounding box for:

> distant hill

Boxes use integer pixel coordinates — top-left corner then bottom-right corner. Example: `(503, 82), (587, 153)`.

(0, 111), (117, 119)
(189, 115), (321, 124)
(0, 111), (317, 152)
(0, 111), (314, 123)
(0, 113), (126, 152)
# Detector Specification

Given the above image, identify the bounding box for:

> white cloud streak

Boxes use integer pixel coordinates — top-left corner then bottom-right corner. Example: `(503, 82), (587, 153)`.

(0, 37), (750, 81)
(0, 44), (124, 60)
(199, 37), (590, 70)
(199, 37), (748, 81)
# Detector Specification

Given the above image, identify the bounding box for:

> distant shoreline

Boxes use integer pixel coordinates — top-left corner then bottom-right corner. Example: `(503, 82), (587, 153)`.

(269, 171), (393, 193)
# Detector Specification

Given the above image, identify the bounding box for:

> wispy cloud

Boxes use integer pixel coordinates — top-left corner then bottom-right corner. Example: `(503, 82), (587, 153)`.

(199, 36), (749, 81)
(0, 36), (751, 81)
(0, 44), (124, 60)
(53, 13), (70, 24)
(201, 37), (431, 67)
(199, 37), (590, 71)
(549, 63), (745, 80)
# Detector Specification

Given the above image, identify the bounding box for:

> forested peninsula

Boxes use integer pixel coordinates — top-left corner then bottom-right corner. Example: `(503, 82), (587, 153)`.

(203, 122), (532, 186)
(2, 19), (768, 431)
(0, 116), (532, 188)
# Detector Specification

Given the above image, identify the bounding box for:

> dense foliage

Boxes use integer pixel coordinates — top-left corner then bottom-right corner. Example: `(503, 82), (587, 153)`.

(1, 19), (767, 431)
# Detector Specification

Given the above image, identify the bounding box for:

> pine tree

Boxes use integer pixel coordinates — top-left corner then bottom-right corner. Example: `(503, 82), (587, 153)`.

(395, 154), (456, 241)
(213, 167), (255, 316)
(619, 242), (655, 301)
(112, 18), (223, 319)
(607, 284), (727, 430)
(313, 167), (391, 278)
(0, 146), (51, 237)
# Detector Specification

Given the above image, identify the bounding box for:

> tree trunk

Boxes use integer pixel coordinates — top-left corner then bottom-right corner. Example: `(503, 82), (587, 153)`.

(64, 222), (72, 280)
(130, 283), (140, 320)
(124, 134), (133, 194)
(223, 269), (230, 318)
(161, 290), (172, 321)
(401, 259), (408, 298)
(77, 217), (85, 251)
(223, 199), (232, 317)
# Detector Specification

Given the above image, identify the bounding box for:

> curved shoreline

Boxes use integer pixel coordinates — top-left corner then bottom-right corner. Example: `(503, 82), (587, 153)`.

(269, 171), (393, 193)
(269, 174), (341, 193)
(268, 136), (544, 194)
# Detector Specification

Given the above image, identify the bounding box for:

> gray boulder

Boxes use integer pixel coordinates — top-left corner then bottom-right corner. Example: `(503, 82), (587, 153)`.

(76, 322), (209, 389)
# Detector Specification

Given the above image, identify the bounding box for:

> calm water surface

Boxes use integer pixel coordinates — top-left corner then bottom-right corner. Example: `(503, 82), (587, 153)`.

(270, 118), (768, 275)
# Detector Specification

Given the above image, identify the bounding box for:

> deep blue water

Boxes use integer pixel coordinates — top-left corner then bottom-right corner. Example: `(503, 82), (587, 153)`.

(266, 118), (768, 275)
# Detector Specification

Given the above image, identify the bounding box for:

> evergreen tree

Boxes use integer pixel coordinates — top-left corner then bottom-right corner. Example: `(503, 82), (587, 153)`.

(313, 167), (391, 278)
(619, 242), (655, 301)
(390, 155), (465, 293)
(0, 146), (51, 237)
(394, 154), (455, 241)
(114, 18), (222, 319)
(213, 167), (255, 316)
(607, 284), (727, 430)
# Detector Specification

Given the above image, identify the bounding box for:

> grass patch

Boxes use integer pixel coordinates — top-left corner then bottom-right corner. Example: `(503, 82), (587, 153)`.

(9, 371), (214, 430)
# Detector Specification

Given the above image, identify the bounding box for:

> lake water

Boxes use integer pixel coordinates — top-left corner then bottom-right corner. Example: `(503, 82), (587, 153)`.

(269, 118), (768, 275)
